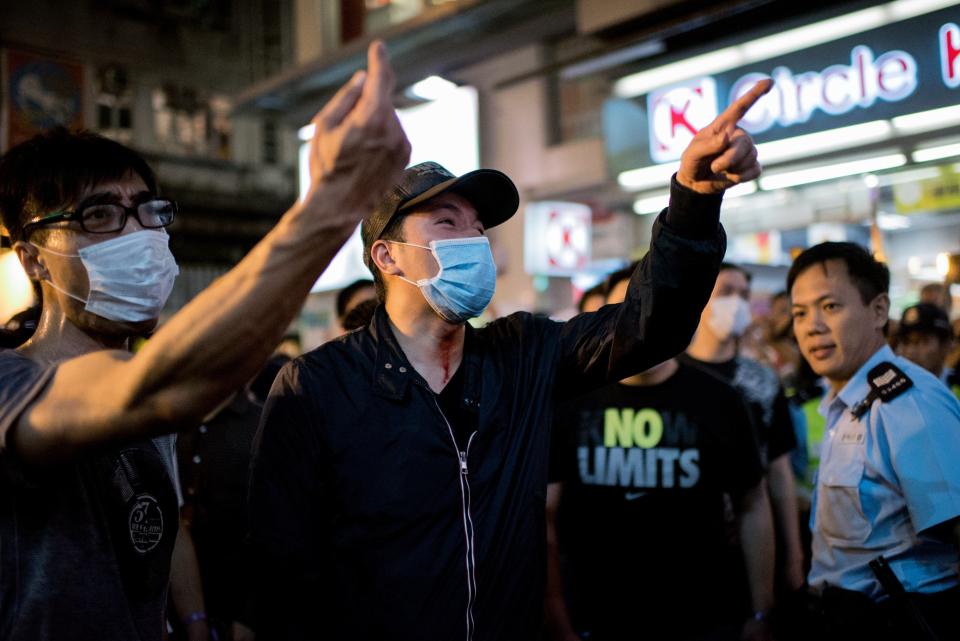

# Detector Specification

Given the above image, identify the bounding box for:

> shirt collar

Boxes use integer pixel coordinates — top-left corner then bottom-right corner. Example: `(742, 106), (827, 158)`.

(834, 344), (896, 410)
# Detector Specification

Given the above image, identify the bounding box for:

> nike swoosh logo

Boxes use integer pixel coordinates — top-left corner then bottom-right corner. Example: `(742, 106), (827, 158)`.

(624, 491), (647, 501)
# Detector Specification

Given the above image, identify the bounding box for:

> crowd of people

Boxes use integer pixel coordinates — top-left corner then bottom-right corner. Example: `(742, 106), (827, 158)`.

(1, 40), (959, 641)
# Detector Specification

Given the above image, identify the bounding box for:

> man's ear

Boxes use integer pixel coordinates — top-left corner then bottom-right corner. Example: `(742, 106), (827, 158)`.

(12, 240), (48, 282)
(371, 239), (401, 277)
(871, 292), (890, 329)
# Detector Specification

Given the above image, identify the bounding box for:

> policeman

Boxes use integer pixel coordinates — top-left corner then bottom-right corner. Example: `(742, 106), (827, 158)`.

(787, 242), (960, 641)
(895, 302), (955, 387)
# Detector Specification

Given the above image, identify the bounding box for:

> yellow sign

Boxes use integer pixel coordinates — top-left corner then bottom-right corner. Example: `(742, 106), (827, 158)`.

(895, 164), (960, 214)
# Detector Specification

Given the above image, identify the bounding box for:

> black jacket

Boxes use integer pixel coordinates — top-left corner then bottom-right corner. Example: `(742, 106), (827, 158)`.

(249, 181), (726, 641)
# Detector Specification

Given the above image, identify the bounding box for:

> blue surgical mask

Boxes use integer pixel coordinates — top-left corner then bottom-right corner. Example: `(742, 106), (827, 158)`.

(392, 237), (496, 323)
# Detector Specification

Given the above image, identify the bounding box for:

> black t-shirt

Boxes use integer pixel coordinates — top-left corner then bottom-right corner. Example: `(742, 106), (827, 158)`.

(679, 354), (797, 467)
(549, 362), (763, 639)
(0, 350), (180, 641)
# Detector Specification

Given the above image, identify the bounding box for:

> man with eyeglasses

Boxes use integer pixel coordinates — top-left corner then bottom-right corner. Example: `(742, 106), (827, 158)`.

(0, 41), (409, 641)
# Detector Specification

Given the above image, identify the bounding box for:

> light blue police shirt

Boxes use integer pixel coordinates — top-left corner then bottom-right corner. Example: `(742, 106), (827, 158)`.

(808, 345), (960, 599)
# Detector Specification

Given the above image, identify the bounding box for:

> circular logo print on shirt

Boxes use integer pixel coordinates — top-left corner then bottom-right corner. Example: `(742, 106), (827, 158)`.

(128, 493), (164, 554)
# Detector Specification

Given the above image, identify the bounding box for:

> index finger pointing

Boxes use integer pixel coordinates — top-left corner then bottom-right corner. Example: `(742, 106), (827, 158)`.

(716, 78), (773, 129)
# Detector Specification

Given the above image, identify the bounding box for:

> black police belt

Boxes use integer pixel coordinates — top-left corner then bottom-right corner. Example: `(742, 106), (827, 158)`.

(850, 362), (914, 420)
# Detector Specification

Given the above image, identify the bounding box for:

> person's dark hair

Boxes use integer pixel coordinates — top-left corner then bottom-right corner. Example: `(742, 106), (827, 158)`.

(369, 213), (407, 302)
(577, 281), (608, 313)
(336, 279), (375, 319)
(787, 241), (890, 305)
(771, 290), (788, 303)
(720, 261), (753, 284)
(248, 353), (292, 404)
(0, 127), (157, 243)
(919, 282), (951, 314)
(605, 263), (639, 301)
(920, 282), (945, 299)
(342, 298), (378, 331)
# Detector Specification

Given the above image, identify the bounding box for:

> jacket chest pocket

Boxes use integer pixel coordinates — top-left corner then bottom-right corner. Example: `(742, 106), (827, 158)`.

(816, 430), (870, 544)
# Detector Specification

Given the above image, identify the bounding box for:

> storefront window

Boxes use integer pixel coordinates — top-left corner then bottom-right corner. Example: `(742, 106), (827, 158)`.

(547, 36), (616, 145)
(550, 73), (609, 143)
(151, 86), (233, 159)
(95, 65), (133, 144)
(340, 0), (455, 43)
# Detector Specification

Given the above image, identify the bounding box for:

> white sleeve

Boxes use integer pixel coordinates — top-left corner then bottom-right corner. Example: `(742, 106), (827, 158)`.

(154, 433), (184, 508)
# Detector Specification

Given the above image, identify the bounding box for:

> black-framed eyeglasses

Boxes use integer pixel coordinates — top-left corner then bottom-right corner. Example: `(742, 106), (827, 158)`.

(22, 199), (178, 237)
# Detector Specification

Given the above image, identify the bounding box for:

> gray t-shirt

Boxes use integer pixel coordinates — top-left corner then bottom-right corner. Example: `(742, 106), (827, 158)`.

(0, 349), (180, 641)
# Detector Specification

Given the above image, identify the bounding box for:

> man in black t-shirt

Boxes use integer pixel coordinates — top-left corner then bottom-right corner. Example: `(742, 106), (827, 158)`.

(545, 268), (776, 641)
(682, 263), (804, 603)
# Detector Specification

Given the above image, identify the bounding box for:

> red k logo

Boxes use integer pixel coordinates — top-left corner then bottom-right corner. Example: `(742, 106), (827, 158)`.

(942, 23), (960, 88)
(647, 78), (718, 163)
(545, 207), (590, 270)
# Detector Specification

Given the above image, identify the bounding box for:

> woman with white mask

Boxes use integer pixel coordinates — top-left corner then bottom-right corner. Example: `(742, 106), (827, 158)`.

(682, 262), (807, 618)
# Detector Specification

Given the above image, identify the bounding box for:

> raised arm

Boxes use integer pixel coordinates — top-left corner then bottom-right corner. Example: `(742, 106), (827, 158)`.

(10, 41), (410, 464)
(554, 80), (772, 394)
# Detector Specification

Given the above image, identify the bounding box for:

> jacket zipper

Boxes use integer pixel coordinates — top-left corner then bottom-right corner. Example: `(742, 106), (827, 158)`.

(433, 397), (478, 641)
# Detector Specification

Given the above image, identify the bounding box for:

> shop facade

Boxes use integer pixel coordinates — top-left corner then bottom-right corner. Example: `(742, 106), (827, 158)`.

(593, 0), (960, 313)
(251, 0), (960, 344)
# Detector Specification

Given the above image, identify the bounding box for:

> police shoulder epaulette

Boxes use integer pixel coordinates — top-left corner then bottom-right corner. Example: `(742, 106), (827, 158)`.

(851, 362), (914, 419)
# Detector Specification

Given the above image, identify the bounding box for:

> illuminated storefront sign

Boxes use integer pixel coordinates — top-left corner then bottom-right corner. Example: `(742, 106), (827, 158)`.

(729, 46), (917, 136)
(894, 164), (960, 213)
(606, 5), (960, 174)
(648, 78), (718, 163)
(524, 201), (592, 276)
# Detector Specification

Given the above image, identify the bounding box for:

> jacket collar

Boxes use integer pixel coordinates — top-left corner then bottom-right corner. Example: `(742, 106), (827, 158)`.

(368, 304), (483, 411)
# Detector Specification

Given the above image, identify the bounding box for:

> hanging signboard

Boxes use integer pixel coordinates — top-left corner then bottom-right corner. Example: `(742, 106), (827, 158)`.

(3, 49), (85, 151)
(524, 201), (592, 276)
(894, 164), (960, 213)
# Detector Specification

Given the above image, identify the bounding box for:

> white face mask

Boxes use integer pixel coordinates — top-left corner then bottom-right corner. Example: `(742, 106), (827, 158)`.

(35, 230), (179, 322)
(707, 295), (752, 341)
